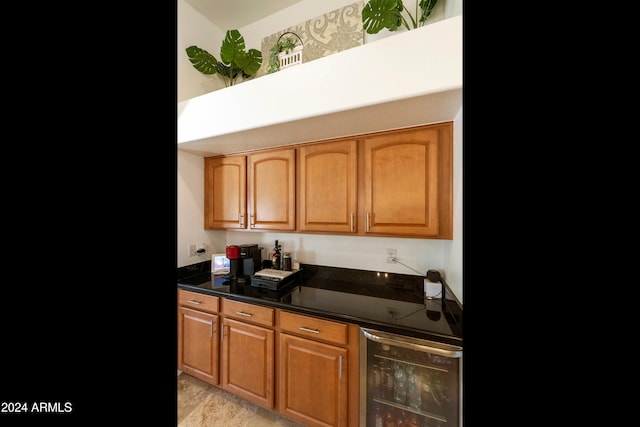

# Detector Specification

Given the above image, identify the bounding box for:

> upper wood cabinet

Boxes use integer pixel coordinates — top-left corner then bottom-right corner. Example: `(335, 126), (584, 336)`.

(362, 124), (452, 238)
(247, 148), (296, 231)
(297, 139), (357, 233)
(204, 155), (247, 229)
(203, 123), (452, 238)
(204, 148), (296, 231)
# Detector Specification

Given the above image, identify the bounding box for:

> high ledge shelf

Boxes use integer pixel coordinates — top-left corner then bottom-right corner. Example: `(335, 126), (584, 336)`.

(177, 16), (462, 157)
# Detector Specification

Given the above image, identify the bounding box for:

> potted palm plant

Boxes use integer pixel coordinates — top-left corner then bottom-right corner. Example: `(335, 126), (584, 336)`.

(362, 0), (440, 34)
(185, 29), (262, 87)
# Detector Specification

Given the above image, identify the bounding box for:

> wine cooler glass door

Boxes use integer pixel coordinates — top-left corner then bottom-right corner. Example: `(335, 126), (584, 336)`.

(359, 328), (462, 427)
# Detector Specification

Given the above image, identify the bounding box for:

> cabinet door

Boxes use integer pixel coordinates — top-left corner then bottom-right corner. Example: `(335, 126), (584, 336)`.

(298, 140), (357, 233)
(204, 155), (247, 229)
(363, 125), (452, 238)
(279, 333), (348, 427)
(247, 148), (296, 230)
(178, 306), (219, 385)
(221, 318), (275, 409)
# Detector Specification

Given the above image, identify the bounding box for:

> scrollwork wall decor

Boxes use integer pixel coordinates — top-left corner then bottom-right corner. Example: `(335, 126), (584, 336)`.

(257, 1), (364, 77)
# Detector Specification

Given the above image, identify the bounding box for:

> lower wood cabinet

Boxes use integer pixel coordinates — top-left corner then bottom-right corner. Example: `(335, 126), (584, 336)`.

(278, 310), (357, 427)
(220, 298), (276, 409)
(177, 290), (220, 385)
(179, 295), (359, 426)
(279, 333), (348, 427)
(220, 317), (275, 409)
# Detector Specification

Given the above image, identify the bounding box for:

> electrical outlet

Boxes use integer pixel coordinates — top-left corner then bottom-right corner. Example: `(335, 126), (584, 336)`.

(386, 249), (397, 263)
(196, 243), (206, 253)
(188, 244), (196, 257)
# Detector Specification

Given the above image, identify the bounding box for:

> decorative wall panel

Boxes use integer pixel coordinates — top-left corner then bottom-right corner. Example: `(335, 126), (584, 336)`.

(257, 1), (364, 77)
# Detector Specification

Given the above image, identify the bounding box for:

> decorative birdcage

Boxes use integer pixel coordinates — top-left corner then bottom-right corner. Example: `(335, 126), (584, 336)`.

(276, 32), (304, 70)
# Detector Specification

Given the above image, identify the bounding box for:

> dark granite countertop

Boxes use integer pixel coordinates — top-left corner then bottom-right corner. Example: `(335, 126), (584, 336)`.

(177, 262), (462, 347)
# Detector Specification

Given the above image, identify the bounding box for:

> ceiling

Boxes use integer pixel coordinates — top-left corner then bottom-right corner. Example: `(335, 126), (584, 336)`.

(184, 0), (304, 30)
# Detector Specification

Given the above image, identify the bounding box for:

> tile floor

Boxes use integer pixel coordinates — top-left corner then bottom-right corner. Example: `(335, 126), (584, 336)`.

(177, 372), (307, 427)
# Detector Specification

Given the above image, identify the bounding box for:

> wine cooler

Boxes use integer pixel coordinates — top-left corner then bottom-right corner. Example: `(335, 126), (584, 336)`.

(359, 328), (463, 427)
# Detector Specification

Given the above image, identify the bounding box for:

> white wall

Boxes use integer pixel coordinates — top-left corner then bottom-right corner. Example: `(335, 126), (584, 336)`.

(177, 150), (228, 263)
(178, 0), (226, 101)
(225, 232), (446, 278)
(177, 0), (463, 302)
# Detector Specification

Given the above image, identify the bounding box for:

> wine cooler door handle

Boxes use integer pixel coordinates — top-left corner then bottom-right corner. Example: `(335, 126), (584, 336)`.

(361, 328), (462, 358)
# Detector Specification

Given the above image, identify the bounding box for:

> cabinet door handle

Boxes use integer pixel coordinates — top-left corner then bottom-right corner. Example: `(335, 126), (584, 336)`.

(187, 300), (202, 305)
(210, 321), (214, 337)
(350, 212), (354, 232)
(339, 355), (343, 379)
(221, 323), (226, 341)
(365, 212), (370, 232)
(250, 214), (255, 228)
(299, 327), (319, 334)
(236, 311), (253, 317)
(239, 213), (244, 227)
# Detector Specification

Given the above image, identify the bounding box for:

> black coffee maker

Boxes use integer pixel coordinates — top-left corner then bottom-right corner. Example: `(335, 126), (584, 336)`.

(240, 244), (262, 278)
(226, 244), (261, 283)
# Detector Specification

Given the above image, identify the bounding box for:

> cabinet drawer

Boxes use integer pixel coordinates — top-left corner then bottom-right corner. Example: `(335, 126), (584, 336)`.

(178, 289), (219, 313)
(222, 298), (274, 327)
(280, 310), (347, 345)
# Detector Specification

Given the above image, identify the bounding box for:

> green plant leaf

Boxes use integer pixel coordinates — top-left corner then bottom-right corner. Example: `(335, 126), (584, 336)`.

(418, 0), (439, 24)
(235, 48), (263, 77)
(186, 29), (262, 86)
(362, 0), (403, 34)
(220, 29), (246, 65)
(216, 63), (233, 78)
(185, 45), (219, 75)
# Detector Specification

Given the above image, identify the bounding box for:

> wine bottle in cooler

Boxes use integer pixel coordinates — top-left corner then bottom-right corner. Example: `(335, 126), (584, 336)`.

(407, 365), (422, 409)
(421, 370), (438, 414)
(393, 363), (408, 404)
(407, 413), (420, 427)
(372, 403), (383, 427)
(396, 409), (408, 427)
(384, 406), (396, 427)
